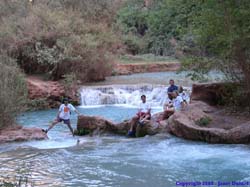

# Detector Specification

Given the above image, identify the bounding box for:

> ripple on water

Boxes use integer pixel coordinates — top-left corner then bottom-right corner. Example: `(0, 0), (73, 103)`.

(1, 105), (250, 187)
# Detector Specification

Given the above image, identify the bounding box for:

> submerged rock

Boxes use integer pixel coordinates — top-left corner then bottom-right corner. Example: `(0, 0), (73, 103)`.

(0, 125), (48, 143)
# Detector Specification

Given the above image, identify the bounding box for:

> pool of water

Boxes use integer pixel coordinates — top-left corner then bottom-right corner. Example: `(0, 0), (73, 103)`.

(1, 106), (250, 187)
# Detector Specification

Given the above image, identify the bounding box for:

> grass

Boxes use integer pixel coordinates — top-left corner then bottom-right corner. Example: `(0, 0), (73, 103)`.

(118, 54), (179, 64)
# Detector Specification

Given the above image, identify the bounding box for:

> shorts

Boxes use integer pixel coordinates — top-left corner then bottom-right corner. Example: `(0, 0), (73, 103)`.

(57, 118), (70, 125)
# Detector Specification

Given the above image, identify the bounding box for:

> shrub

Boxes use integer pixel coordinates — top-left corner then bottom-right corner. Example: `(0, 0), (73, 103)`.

(196, 117), (212, 127)
(0, 55), (27, 128)
(0, 0), (122, 83)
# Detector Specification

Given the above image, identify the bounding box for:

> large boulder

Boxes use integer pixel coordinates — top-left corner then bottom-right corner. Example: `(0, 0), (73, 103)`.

(76, 113), (167, 137)
(0, 125), (48, 143)
(76, 115), (117, 135)
(167, 101), (250, 144)
(191, 82), (238, 105)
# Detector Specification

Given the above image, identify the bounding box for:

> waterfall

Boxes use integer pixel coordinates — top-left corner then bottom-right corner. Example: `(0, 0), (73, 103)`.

(80, 84), (191, 107)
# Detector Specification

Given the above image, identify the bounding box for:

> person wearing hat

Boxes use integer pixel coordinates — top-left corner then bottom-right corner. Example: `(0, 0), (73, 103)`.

(43, 97), (81, 136)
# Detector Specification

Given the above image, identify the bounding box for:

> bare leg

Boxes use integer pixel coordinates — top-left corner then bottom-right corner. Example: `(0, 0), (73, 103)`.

(46, 120), (59, 133)
(66, 121), (74, 136)
(140, 114), (150, 123)
(129, 116), (139, 131)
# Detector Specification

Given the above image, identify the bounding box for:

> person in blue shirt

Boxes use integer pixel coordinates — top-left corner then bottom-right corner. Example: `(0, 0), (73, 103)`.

(167, 79), (178, 94)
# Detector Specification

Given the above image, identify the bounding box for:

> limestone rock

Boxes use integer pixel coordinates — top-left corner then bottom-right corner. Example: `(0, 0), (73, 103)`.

(114, 62), (180, 75)
(167, 102), (250, 144)
(27, 76), (79, 108)
(77, 113), (166, 137)
(0, 125), (48, 143)
(191, 82), (238, 105)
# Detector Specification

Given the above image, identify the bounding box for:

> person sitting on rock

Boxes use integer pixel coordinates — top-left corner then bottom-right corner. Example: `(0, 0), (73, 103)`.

(128, 95), (151, 136)
(43, 97), (81, 136)
(167, 79), (178, 94)
(159, 90), (185, 121)
(179, 86), (189, 104)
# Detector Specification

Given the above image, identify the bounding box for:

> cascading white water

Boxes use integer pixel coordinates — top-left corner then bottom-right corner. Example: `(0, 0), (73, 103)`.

(80, 84), (191, 107)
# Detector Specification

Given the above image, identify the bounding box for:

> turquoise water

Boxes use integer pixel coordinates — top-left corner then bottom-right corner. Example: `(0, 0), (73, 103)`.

(0, 106), (250, 187)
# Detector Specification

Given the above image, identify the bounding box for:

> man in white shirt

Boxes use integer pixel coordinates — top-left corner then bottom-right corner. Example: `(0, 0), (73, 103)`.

(128, 95), (151, 136)
(43, 98), (81, 136)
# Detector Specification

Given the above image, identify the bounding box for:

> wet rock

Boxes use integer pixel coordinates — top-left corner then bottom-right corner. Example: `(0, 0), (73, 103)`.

(77, 113), (166, 137)
(167, 101), (250, 144)
(76, 115), (117, 135)
(0, 125), (48, 143)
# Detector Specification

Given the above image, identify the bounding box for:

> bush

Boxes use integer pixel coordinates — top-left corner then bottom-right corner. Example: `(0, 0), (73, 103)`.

(0, 55), (27, 128)
(195, 117), (212, 127)
(0, 0), (122, 82)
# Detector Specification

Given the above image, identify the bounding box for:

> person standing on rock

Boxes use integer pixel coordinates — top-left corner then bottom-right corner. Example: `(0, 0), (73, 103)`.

(43, 98), (81, 136)
(128, 95), (151, 137)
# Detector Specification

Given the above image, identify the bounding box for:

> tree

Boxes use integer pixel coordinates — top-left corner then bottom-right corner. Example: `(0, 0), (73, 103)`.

(182, 0), (250, 107)
(0, 56), (27, 128)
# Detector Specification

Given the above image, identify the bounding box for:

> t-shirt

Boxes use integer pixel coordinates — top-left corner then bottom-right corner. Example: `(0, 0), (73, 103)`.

(173, 96), (183, 111)
(58, 104), (76, 120)
(180, 92), (189, 102)
(139, 102), (151, 113)
(167, 85), (178, 93)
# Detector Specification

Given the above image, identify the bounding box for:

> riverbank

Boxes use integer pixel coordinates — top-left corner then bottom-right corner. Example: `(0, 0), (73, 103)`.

(113, 61), (180, 75)
(0, 125), (47, 143)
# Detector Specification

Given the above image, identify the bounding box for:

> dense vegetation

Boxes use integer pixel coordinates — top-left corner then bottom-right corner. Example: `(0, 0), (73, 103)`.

(0, 0), (122, 82)
(0, 0), (123, 127)
(118, 0), (250, 108)
(0, 55), (27, 129)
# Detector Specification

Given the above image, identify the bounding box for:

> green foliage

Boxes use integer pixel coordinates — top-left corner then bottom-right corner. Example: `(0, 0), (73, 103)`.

(196, 117), (212, 127)
(0, 55), (27, 128)
(75, 128), (91, 136)
(26, 98), (49, 111)
(116, 0), (198, 56)
(180, 0), (250, 108)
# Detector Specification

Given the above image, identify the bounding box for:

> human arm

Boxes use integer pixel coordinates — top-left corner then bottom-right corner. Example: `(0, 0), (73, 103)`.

(69, 104), (82, 116)
(74, 109), (81, 116)
(57, 105), (63, 119)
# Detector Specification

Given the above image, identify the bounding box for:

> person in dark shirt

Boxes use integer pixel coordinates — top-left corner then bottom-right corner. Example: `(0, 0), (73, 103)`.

(167, 79), (178, 94)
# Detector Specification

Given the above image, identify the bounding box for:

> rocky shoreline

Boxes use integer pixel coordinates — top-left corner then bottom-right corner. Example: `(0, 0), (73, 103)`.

(0, 125), (47, 143)
(3, 81), (249, 145)
(76, 100), (250, 144)
(76, 82), (250, 144)
(113, 62), (180, 75)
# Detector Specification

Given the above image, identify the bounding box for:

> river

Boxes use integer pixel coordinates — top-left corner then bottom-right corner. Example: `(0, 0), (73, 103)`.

(1, 72), (249, 187)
